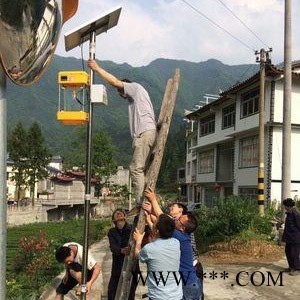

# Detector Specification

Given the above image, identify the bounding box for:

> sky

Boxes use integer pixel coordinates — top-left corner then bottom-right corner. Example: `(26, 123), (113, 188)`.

(56, 0), (300, 67)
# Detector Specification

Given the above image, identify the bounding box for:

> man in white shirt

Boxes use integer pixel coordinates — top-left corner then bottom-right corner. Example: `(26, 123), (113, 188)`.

(88, 60), (156, 205)
(54, 242), (101, 299)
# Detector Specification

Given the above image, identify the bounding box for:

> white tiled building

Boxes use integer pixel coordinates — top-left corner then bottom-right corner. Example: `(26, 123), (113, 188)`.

(185, 63), (300, 207)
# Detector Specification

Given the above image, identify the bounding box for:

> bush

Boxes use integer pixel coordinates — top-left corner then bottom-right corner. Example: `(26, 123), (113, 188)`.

(194, 196), (277, 252)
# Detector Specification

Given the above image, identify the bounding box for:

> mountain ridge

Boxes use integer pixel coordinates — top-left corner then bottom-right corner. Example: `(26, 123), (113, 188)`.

(6, 55), (258, 166)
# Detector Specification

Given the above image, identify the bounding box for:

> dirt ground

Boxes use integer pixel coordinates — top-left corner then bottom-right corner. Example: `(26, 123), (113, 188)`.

(201, 239), (284, 265)
(199, 240), (300, 300)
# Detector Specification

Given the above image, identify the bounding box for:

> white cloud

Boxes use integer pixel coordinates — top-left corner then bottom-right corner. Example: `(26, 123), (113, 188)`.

(55, 0), (300, 66)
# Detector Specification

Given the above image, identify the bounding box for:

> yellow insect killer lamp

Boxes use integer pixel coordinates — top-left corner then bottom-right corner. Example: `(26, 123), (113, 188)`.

(57, 71), (89, 125)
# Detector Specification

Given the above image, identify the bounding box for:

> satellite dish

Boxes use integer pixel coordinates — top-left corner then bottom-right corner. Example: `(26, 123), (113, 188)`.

(0, 0), (78, 85)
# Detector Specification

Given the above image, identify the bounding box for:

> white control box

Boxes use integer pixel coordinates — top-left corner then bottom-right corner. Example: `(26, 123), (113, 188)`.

(90, 84), (108, 105)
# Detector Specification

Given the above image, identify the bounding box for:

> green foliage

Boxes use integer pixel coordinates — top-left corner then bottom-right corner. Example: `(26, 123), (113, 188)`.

(8, 122), (28, 199)
(92, 130), (118, 182)
(158, 126), (186, 191)
(12, 230), (57, 297)
(195, 196), (277, 252)
(6, 218), (110, 299)
(26, 122), (52, 201)
(8, 122), (51, 202)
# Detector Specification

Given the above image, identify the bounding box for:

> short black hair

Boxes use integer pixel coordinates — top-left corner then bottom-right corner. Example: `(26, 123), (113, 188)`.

(176, 203), (188, 215)
(156, 214), (175, 239)
(121, 78), (132, 83)
(184, 213), (198, 234)
(55, 246), (71, 263)
(117, 79), (132, 95)
(282, 198), (295, 207)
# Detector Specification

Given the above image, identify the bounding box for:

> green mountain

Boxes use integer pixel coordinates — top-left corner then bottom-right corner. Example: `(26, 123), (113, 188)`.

(6, 55), (258, 166)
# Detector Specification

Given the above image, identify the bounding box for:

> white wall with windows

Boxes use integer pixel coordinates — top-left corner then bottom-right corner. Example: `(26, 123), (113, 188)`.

(184, 67), (300, 205)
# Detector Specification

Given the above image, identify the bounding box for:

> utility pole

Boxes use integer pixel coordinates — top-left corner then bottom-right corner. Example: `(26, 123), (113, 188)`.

(281, 0), (292, 217)
(0, 64), (7, 300)
(255, 48), (272, 216)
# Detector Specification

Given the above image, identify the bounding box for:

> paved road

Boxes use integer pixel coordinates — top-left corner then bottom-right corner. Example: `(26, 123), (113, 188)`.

(203, 259), (299, 300)
(41, 237), (299, 300)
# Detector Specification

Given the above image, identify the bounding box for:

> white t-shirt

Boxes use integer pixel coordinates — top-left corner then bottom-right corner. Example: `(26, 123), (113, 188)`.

(63, 242), (97, 270)
(123, 82), (156, 138)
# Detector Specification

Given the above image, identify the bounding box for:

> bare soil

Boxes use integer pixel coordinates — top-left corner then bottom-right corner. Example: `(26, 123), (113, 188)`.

(201, 239), (284, 264)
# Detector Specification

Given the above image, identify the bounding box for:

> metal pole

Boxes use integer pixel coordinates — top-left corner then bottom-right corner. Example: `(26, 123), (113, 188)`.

(0, 64), (7, 300)
(258, 49), (266, 216)
(81, 30), (96, 300)
(281, 0), (292, 217)
(128, 175), (132, 211)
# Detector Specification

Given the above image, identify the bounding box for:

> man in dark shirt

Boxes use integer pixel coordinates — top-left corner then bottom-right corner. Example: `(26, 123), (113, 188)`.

(107, 209), (136, 299)
(282, 198), (300, 276)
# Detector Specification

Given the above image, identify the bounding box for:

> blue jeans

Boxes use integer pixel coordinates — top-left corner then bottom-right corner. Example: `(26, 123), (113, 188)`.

(182, 279), (202, 300)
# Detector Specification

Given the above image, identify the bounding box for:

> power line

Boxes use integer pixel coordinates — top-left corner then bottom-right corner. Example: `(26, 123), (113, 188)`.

(216, 0), (270, 48)
(179, 0), (255, 53)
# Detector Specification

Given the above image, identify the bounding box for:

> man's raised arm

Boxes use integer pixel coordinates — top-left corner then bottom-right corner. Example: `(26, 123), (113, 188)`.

(144, 188), (163, 217)
(87, 59), (124, 89)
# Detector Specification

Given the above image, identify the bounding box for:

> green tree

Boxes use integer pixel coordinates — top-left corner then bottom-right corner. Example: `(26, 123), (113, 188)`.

(8, 122), (28, 200)
(92, 130), (118, 193)
(63, 127), (85, 169)
(158, 126), (186, 191)
(26, 122), (51, 204)
(64, 129), (118, 194)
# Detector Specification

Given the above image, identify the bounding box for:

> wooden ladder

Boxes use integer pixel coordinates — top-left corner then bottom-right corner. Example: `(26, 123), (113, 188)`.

(115, 68), (180, 300)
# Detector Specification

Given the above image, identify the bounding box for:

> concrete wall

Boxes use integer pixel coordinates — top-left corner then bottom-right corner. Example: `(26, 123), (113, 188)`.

(7, 205), (47, 226)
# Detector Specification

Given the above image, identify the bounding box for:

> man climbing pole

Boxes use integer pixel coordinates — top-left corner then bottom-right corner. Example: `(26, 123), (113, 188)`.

(88, 60), (156, 207)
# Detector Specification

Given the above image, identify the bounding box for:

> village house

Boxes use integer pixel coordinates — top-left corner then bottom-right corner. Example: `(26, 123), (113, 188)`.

(184, 62), (300, 207)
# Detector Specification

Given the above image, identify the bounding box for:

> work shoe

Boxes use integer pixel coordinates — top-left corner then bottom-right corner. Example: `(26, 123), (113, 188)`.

(289, 269), (300, 276)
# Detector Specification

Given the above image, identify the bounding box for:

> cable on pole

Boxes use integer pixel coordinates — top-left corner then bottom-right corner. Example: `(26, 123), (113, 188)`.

(179, 0), (256, 53)
(216, 0), (270, 49)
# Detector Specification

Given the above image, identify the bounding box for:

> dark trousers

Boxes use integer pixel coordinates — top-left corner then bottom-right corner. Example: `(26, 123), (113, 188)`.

(56, 262), (93, 295)
(108, 257), (138, 300)
(285, 243), (300, 270)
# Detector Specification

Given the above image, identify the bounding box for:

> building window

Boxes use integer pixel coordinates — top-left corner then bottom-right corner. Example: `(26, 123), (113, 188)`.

(187, 162), (191, 175)
(239, 136), (258, 167)
(198, 149), (214, 173)
(178, 169), (185, 180)
(241, 89), (259, 118)
(239, 187), (257, 200)
(187, 140), (191, 154)
(222, 103), (235, 129)
(200, 114), (215, 136)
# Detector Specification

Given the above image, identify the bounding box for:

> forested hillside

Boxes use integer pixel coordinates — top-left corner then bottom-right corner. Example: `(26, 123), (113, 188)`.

(6, 55), (258, 171)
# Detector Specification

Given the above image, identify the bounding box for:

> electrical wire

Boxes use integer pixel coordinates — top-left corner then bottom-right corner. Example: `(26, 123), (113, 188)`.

(238, 64), (257, 81)
(80, 40), (85, 71)
(216, 0), (270, 49)
(179, 0), (255, 52)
